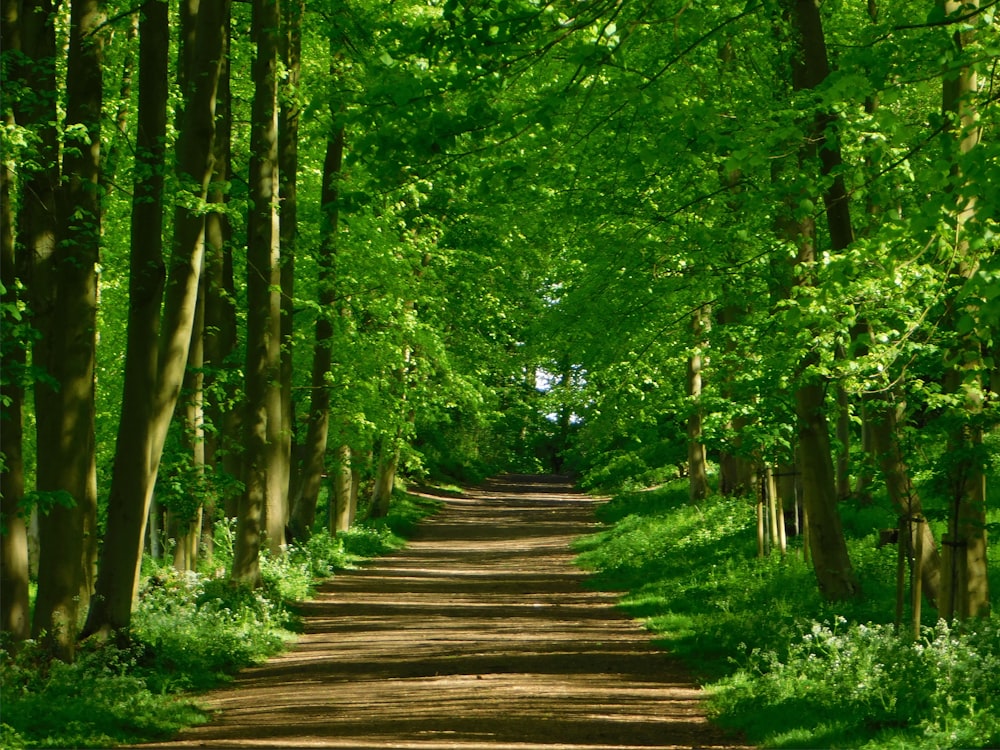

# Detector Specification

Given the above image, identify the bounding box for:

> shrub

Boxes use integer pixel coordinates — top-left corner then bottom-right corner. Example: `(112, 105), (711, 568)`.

(0, 638), (206, 748)
(131, 568), (291, 692)
(712, 618), (1000, 749)
(2, 487), (442, 748)
(576, 477), (1000, 749)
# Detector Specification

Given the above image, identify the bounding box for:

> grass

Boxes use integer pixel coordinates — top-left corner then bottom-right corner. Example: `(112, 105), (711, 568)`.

(573, 480), (1000, 749)
(0, 487), (441, 749)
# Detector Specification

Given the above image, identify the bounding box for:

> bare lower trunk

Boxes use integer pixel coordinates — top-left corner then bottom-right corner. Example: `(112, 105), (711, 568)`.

(686, 306), (710, 503)
(370, 439), (400, 519)
(331, 444), (354, 533)
(173, 271), (207, 572)
(277, 0), (303, 536)
(233, 0), (282, 582)
(781, 0), (860, 601)
(795, 377), (860, 599)
(834, 348), (852, 501)
(83, 0), (226, 639)
(288, 93), (344, 539)
(203, 23), (239, 526)
(937, 0), (989, 621)
(349, 464), (361, 527)
(0, 53), (30, 637)
(33, 0), (103, 659)
(865, 392), (940, 604)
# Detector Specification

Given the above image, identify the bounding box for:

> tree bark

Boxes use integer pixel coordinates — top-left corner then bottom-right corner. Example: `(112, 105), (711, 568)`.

(0, 162), (30, 641)
(290, 121), (346, 540)
(867, 390), (941, 602)
(781, 0), (860, 601)
(83, 0), (228, 639)
(17, 2), (61, 596)
(233, 0), (282, 583)
(202, 21), (239, 522)
(172, 268), (207, 572)
(687, 304), (710, 503)
(0, 0), (30, 639)
(370, 436), (401, 519)
(32, 0), (104, 659)
(834, 344), (852, 501)
(330, 444), (354, 533)
(277, 0), (303, 535)
(938, 0), (989, 620)
(717, 301), (757, 497)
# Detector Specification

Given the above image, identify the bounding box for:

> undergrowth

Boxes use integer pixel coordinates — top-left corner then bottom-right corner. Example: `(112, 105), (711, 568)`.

(574, 480), (1000, 749)
(0, 488), (440, 749)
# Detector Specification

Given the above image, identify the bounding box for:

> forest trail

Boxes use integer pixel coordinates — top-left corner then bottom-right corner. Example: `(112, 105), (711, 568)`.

(140, 475), (748, 749)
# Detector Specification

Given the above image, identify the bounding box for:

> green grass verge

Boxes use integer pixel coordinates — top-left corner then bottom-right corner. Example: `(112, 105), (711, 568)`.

(1, 487), (441, 749)
(574, 480), (1000, 749)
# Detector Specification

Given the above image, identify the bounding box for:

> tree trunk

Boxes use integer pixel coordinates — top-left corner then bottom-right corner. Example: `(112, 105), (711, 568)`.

(172, 269), (207, 572)
(233, 0), (282, 583)
(287, 45), (344, 541)
(331, 444), (354, 533)
(349, 462), (361, 526)
(834, 345), (852, 501)
(938, 0), (989, 619)
(0, 0), (30, 638)
(794, 370), (859, 599)
(202, 21), (239, 523)
(81, 0), (166, 640)
(687, 304), (710, 503)
(31, 0), (104, 660)
(16, 0), (60, 539)
(718, 301), (757, 497)
(277, 0), (303, 534)
(370, 436), (401, 519)
(866, 390), (941, 603)
(83, 0), (228, 640)
(781, 0), (860, 601)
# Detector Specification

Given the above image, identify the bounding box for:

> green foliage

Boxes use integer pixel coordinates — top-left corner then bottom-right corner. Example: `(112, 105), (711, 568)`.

(131, 567), (292, 692)
(575, 478), (1000, 748)
(1, 489), (439, 748)
(0, 638), (207, 748)
(714, 619), (1000, 749)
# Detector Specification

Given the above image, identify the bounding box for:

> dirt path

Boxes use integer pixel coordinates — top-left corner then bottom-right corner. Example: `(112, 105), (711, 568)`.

(143, 475), (747, 749)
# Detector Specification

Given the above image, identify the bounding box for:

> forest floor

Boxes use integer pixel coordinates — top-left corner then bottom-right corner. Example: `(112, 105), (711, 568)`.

(135, 474), (749, 750)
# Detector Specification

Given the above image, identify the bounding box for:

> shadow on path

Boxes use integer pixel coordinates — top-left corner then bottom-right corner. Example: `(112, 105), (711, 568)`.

(137, 474), (749, 749)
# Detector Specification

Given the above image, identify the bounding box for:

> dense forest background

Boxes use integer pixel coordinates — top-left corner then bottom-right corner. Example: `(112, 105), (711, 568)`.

(1, 0), (998, 725)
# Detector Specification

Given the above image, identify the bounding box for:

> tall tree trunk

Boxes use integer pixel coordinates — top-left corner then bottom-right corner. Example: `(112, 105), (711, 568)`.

(0, 194), (30, 641)
(370, 285), (421, 520)
(81, 0), (166, 640)
(33, 0), (104, 659)
(370, 435), (401, 519)
(289, 118), (346, 541)
(782, 0), (860, 601)
(0, 0), (30, 639)
(330, 443), (354, 534)
(834, 344), (852, 500)
(687, 304), (710, 503)
(83, 0), (228, 640)
(277, 0), (303, 533)
(17, 1), (60, 603)
(938, 0), (989, 620)
(202, 21), (240, 522)
(233, 0), (282, 583)
(865, 388), (941, 603)
(172, 271), (207, 572)
(718, 301), (757, 497)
